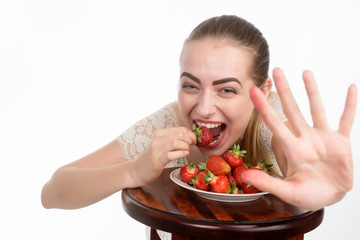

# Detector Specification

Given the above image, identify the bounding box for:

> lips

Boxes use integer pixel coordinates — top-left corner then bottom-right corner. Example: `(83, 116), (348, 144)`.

(194, 120), (226, 147)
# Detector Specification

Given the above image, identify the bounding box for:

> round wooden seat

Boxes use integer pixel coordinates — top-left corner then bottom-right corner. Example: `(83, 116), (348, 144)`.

(122, 168), (324, 240)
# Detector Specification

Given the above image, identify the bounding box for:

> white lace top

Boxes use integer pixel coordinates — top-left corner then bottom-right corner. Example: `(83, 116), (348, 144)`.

(116, 92), (286, 240)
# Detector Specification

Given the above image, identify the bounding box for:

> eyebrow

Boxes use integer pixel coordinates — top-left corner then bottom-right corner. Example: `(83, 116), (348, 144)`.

(180, 71), (243, 88)
(180, 72), (201, 84)
(213, 78), (243, 88)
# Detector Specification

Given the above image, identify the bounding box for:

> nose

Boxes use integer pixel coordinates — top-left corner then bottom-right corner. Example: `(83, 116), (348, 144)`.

(195, 90), (217, 119)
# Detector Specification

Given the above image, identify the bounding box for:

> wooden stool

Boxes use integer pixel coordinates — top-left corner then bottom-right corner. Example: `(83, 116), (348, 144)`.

(122, 168), (324, 240)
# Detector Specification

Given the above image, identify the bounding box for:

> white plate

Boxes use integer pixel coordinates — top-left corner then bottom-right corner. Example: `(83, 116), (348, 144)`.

(170, 168), (269, 202)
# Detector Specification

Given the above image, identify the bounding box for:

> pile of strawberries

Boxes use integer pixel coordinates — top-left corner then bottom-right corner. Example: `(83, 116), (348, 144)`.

(180, 144), (273, 194)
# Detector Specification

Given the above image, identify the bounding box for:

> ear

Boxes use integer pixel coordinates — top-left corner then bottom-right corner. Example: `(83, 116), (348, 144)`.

(261, 78), (272, 97)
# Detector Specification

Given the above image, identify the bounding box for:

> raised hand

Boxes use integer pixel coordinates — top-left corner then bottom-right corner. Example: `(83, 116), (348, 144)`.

(243, 67), (357, 211)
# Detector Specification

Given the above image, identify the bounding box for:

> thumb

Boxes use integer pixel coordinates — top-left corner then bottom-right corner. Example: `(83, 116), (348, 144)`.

(242, 170), (293, 202)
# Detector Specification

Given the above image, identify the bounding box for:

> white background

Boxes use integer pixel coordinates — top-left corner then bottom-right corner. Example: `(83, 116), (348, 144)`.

(0, 0), (359, 239)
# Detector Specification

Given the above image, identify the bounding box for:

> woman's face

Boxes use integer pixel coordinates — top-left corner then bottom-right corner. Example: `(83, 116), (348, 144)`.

(178, 38), (258, 157)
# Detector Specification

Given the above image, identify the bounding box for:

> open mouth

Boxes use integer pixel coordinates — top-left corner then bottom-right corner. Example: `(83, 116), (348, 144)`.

(194, 121), (226, 147)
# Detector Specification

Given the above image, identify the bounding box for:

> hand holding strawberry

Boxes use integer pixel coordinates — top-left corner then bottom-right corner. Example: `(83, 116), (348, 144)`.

(132, 127), (196, 187)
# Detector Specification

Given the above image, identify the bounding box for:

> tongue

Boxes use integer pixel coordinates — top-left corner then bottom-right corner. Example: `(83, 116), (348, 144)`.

(209, 125), (224, 138)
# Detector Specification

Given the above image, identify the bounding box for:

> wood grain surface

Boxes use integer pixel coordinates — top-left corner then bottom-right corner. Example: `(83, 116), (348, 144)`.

(122, 168), (324, 240)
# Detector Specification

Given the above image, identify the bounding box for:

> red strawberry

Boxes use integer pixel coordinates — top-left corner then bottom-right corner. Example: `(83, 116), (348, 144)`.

(191, 171), (210, 191)
(226, 172), (236, 184)
(223, 144), (246, 168)
(232, 165), (248, 186)
(210, 175), (231, 194)
(206, 156), (231, 176)
(193, 124), (213, 147)
(242, 182), (260, 194)
(180, 163), (199, 184)
(239, 160), (275, 194)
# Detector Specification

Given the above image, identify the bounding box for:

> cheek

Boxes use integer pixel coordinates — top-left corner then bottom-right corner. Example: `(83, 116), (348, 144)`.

(225, 99), (254, 134)
(178, 92), (193, 126)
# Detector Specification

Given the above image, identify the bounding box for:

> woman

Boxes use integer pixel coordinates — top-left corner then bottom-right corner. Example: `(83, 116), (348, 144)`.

(41, 15), (357, 215)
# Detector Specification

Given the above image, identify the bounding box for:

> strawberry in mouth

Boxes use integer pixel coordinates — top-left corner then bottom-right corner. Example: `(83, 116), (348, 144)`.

(194, 121), (226, 148)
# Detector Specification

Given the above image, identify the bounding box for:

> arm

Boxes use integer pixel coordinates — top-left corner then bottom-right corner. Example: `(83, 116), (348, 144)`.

(41, 129), (196, 209)
(243, 67), (357, 211)
(41, 140), (133, 209)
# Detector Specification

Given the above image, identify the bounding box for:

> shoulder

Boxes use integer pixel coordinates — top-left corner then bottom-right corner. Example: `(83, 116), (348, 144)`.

(117, 102), (181, 161)
(268, 91), (280, 106)
(147, 102), (180, 129)
(120, 102), (180, 135)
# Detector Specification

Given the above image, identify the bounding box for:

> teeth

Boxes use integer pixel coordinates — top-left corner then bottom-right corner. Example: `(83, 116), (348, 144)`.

(196, 121), (222, 129)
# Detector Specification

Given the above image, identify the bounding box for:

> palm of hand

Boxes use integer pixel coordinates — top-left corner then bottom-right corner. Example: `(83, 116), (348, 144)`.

(243, 68), (357, 210)
(283, 129), (353, 209)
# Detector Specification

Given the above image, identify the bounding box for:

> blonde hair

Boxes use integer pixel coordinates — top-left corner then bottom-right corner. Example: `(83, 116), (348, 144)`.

(183, 15), (271, 166)
(240, 100), (270, 167)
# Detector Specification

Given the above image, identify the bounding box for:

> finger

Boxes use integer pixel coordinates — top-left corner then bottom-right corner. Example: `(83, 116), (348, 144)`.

(188, 131), (197, 145)
(273, 68), (308, 136)
(152, 132), (191, 154)
(303, 70), (329, 129)
(338, 84), (358, 137)
(165, 150), (190, 163)
(172, 127), (196, 145)
(176, 127), (197, 145)
(156, 137), (192, 165)
(168, 138), (192, 152)
(250, 86), (293, 143)
(242, 170), (295, 205)
(155, 127), (196, 146)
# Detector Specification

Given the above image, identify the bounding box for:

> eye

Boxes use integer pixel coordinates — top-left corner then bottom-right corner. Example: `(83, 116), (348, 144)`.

(182, 83), (199, 92)
(182, 83), (196, 89)
(220, 88), (237, 95)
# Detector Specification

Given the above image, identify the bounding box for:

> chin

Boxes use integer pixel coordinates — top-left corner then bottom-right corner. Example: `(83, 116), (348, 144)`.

(198, 145), (227, 157)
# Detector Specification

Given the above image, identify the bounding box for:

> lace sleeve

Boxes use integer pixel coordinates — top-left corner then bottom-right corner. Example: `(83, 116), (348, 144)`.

(116, 103), (188, 168)
(260, 92), (287, 174)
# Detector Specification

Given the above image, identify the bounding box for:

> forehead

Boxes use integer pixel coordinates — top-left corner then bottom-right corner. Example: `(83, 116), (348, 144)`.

(180, 38), (253, 81)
